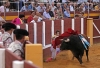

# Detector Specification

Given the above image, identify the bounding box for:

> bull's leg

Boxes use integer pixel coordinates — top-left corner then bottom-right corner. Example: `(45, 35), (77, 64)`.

(86, 50), (89, 61)
(75, 55), (83, 64)
(71, 51), (75, 60)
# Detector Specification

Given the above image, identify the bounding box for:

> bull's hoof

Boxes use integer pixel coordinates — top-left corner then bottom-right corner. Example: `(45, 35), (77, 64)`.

(81, 63), (85, 67)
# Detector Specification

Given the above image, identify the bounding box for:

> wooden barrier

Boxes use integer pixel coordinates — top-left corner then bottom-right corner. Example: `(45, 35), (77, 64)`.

(45, 20), (52, 45)
(87, 18), (93, 45)
(63, 18), (72, 31)
(74, 18), (81, 34)
(25, 44), (43, 68)
(93, 19), (100, 43)
(54, 19), (62, 34)
(28, 23), (34, 43)
(5, 49), (22, 68)
(37, 23), (42, 44)
(24, 61), (39, 68)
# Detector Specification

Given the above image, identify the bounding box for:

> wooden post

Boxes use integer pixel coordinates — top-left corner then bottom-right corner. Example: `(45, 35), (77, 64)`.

(87, 18), (93, 46)
(25, 44), (43, 68)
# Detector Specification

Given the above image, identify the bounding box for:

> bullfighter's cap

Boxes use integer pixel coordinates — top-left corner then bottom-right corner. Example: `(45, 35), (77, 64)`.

(13, 29), (29, 36)
(2, 22), (16, 30)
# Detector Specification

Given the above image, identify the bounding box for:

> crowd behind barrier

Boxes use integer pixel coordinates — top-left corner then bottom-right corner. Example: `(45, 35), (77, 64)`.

(0, 0), (100, 21)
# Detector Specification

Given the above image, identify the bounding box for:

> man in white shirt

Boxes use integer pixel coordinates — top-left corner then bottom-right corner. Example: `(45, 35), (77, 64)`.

(0, 6), (5, 12)
(0, 2), (10, 12)
(51, 2), (57, 12)
(69, 3), (74, 11)
(36, 3), (46, 13)
(43, 8), (51, 19)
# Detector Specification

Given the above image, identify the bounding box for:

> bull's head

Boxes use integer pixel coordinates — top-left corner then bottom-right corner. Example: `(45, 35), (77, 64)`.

(60, 38), (70, 51)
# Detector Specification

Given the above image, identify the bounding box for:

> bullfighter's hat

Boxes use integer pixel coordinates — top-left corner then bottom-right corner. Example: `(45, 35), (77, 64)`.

(13, 29), (29, 36)
(13, 29), (29, 41)
(2, 22), (16, 31)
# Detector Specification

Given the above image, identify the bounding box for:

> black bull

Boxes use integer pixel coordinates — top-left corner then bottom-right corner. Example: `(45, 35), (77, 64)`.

(60, 34), (89, 64)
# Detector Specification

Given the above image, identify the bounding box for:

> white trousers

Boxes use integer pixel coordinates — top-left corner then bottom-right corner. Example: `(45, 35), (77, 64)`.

(51, 46), (56, 59)
(50, 46), (60, 59)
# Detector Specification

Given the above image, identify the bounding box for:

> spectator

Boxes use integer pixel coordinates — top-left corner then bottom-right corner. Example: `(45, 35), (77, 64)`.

(31, 11), (43, 23)
(79, 3), (86, 12)
(54, 8), (59, 19)
(89, 3), (94, 11)
(19, 0), (24, 10)
(64, 7), (70, 18)
(36, 3), (46, 13)
(62, 3), (67, 13)
(69, 2), (74, 11)
(0, 11), (6, 24)
(0, 1), (10, 12)
(56, 3), (61, 9)
(12, 14), (25, 25)
(28, 2), (36, 11)
(27, 11), (36, 23)
(1, 23), (16, 48)
(45, 3), (50, 9)
(20, 3), (29, 12)
(84, 2), (89, 11)
(79, 11), (85, 18)
(43, 8), (51, 19)
(51, 2), (57, 12)
(0, 11), (6, 31)
(57, 8), (63, 19)
(94, 3), (100, 11)
(49, 6), (54, 17)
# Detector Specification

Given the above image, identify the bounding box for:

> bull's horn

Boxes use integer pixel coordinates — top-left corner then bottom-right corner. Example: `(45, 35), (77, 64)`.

(64, 38), (70, 42)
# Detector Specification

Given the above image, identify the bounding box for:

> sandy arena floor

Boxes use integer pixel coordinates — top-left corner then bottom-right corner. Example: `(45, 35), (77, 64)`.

(43, 43), (100, 68)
